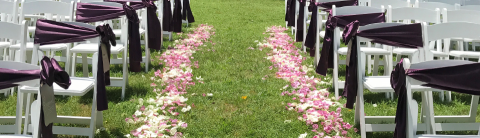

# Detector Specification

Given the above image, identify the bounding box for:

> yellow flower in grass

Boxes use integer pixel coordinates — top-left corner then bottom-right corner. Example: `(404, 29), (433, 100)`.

(242, 96), (247, 100)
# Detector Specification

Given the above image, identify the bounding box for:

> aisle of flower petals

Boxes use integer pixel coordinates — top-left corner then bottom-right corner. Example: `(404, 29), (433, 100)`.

(125, 24), (215, 138)
(257, 26), (354, 138)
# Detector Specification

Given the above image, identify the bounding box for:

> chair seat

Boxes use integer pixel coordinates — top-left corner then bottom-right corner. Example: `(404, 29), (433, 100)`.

(393, 48), (449, 57)
(363, 76), (439, 92)
(0, 135), (33, 138)
(338, 47), (389, 55)
(10, 42), (68, 51)
(0, 42), (10, 49)
(19, 77), (94, 96)
(416, 135), (480, 138)
(113, 28), (145, 37)
(450, 50), (480, 58)
(70, 43), (124, 54)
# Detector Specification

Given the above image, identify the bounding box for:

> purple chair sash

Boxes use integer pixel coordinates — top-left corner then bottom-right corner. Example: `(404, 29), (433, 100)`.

(182, 0), (195, 23)
(163, 0), (173, 31)
(391, 59), (480, 138)
(172, 0), (182, 32)
(105, 0), (163, 51)
(286, 0), (296, 27)
(305, 11), (385, 74)
(296, 0), (306, 42)
(341, 22), (423, 109)
(76, 2), (143, 72)
(0, 57), (71, 137)
(34, 19), (117, 111)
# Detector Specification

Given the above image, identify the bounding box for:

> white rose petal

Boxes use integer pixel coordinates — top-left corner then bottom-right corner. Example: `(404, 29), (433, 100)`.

(181, 106), (191, 112)
(373, 104), (378, 107)
(284, 120), (292, 123)
(207, 93), (213, 97)
(299, 132), (308, 138)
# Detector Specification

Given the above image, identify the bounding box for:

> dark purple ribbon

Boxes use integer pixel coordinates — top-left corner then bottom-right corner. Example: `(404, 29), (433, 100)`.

(76, 2), (143, 72)
(296, 0), (306, 42)
(182, 0), (195, 23)
(341, 22), (423, 109)
(172, 0), (182, 32)
(286, 0), (296, 27)
(0, 56), (71, 137)
(163, 0), (173, 32)
(34, 19), (116, 111)
(105, 0), (163, 51)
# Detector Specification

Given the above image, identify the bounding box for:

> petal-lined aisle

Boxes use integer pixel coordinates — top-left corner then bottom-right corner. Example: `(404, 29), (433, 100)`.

(258, 26), (355, 138)
(125, 25), (214, 137)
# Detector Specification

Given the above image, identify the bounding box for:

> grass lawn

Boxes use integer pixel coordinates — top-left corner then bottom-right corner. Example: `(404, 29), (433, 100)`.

(2, 0), (480, 137)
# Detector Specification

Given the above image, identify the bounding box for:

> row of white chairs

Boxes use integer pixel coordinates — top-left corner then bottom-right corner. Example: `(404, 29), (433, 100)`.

(298, 1), (480, 137)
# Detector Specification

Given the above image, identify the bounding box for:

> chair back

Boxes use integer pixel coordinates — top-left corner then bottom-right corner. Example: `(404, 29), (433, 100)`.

(19, 0), (75, 22)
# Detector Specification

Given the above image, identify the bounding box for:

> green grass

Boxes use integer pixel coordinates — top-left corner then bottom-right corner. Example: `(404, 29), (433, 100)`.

(2, 0), (480, 137)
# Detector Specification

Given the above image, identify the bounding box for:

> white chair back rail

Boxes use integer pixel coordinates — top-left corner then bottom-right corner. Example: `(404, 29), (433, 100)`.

(425, 0), (464, 5)
(0, 0), (19, 23)
(460, 5), (480, 11)
(19, 0), (75, 21)
(415, 0), (459, 11)
(464, 0), (480, 5)
(369, 0), (411, 8)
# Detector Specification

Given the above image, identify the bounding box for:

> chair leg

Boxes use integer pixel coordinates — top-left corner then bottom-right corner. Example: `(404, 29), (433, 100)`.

(333, 53), (339, 99)
(122, 51), (127, 100)
(372, 55), (380, 76)
(446, 91), (452, 102)
(468, 96), (479, 122)
(15, 91), (24, 134)
(426, 92), (436, 134)
(82, 54), (89, 77)
(145, 47), (150, 72)
(23, 93), (33, 135)
(71, 52), (77, 76)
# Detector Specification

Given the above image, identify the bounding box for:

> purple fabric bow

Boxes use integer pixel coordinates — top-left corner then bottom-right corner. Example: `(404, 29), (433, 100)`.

(172, 0), (182, 32)
(181, 0), (195, 23)
(391, 59), (480, 138)
(0, 56), (71, 137)
(34, 19), (116, 111)
(76, 2), (143, 72)
(340, 22), (423, 109)
(304, 11), (385, 75)
(296, 0), (306, 42)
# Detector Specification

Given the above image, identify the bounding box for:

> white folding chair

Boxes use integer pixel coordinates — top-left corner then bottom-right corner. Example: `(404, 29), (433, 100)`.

(0, 20), (28, 134)
(388, 7), (451, 101)
(444, 10), (480, 61)
(12, 0), (75, 70)
(70, 2), (128, 100)
(18, 42), (98, 138)
(0, 0), (20, 96)
(314, 5), (389, 99)
(0, 61), (44, 138)
(365, 0), (411, 76)
(356, 22), (438, 138)
(403, 58), (480, 138)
